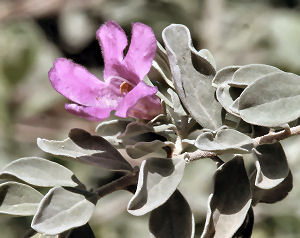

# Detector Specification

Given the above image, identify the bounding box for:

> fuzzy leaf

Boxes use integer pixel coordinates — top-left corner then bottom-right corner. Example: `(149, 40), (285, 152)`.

(162, 24), (222, 130)
(126, 140), (174, 159)
(195, 128), (253, 154)
(201, 156), (252, 238)
(0, 182), (43, 216)
(239, 72), (300, 127)
(0, 157), (79, 187)
(230, 64), (282, 88)
(198, 49), (216, 70)
(251, 170), (292, 205)
(31, 187), (97, 235)
(95, 119), (131, 146)
(216, 84), (243, 116)
(212, 65), (240, 88)
(253, 142), (289, 189)
(149, 190), (194, 238)
(38, 129), (132, 172)
(250, 142), (292, 205)
(127, 157), (185, 216)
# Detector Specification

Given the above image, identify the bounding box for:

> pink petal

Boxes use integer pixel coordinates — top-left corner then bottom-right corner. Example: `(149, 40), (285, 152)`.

(49, 58), (105, 106)
(127, 95), (162, 120)
(65, 104), (112, 121)
(115, 82), (160, 119)
(123, 23), (157, 82)
(96, 21), (128, 80)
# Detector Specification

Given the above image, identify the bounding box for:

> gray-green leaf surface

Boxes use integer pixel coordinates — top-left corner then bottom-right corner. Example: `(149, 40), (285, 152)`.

(0, 157), (79, 187)
(0, 182), (43, 216)
(162, 24), (222, 130)
(201, 156), (252, 238)
(239, 72), (300, 127)
(127, 157), (185, 216)
(31, 187), (97, 235)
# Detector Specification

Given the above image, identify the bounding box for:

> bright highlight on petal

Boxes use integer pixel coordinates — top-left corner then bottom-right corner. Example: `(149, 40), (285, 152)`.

(49, 20), (162, 121)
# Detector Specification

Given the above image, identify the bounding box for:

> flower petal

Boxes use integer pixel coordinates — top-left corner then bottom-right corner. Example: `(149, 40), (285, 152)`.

(115, 82), (160, 119)
(49, 58), (104, 106)
(123, 22), (157, 82)
(128, 95), (162, 120)
(97, 21), (128, 80)
(65, 104), (112, 121)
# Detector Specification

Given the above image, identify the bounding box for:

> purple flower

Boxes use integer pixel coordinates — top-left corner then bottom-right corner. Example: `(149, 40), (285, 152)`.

(49, 21), (162, 121)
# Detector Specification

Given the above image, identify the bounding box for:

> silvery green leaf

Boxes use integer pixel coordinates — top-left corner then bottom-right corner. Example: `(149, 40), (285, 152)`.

(238, 72), (300, 127)
(149, 190), (194, 238)
(95, 119), (131, 146)
(216, 84), (242, 116)
(198, 49), (216, 70)
(250, 142), (292, 205)
(195, 128), (253, 154)
(251, 170), (292, 205)
(119, 122), (172, 145)
(31, 187), (97, 235)
(253, 142), (289, 189)
(212, 66), (240, 88)
(233, 207), (254, 238)
(201, 156), (252, 238)
(162, 24), (222, 130)
(126, 140), (174, 159)
(38, 129), (132, 172)
(30, 233), (58, 238)
(151, 41), (174, 88)
(0, 157), (79, 187)
(127, 157), (185, 216)
(167, 88), (187, 116)
(230, 64), (282, 88)
(0, 182), (43, 216)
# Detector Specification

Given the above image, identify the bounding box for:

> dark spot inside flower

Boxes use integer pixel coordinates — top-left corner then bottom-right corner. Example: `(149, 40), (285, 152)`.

(120, 82), (133, 94)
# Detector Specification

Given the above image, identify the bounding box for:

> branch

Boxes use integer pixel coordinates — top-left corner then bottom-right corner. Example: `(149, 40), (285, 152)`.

(95, 170), (139, 198)
(184, 124), (300, 162)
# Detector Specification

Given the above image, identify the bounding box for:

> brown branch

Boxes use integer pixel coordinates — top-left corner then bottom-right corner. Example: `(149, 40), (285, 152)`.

(95, 170), (139, 198)
(184, 124), (300, 162)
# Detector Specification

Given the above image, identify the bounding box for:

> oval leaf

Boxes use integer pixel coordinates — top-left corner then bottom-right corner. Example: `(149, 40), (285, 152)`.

(212, 65), (240, 88)
(31, 187), (97, 235)
(195, 128), (253, 154)
(0, 157), (79, 187)
(253, 142), (289, 189)
(239, 72), (300, 127)
(0, 182), (43, 216)
(230, 64), (282, 88)
(201, 156), (252, 238)
(162, 24), (222, 130)
(149, 190), (194, 238)
(126, 140), (174, 159)
(38, 129), (132, 172)
(127, 157), (185, 216)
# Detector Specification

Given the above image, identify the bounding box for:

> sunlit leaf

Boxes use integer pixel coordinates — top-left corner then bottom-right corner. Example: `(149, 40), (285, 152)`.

(0, 157), (79, 187)
(230, 64), (282, 88)
(127, 157), (185, 216)
(239, 72), (300, 127)
(162, 24), (222, 130)
(0, 182), (43, 216)
(195, 128), (253, 154)
(212, 65), (240, 88)
(31, 187), (97, 235)
(38, 129), (132, 172)
(201, 156), (252, 238)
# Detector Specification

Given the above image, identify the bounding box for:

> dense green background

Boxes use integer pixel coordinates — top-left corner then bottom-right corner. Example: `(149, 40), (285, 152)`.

(1, 0), (300, 237)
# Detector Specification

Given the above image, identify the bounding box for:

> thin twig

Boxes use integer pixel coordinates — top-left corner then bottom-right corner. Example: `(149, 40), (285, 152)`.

(185, 124), (300, 162)
(95, 170), (139, 198)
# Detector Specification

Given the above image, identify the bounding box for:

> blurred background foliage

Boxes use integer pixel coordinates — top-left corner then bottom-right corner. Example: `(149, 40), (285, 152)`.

(0, 0), (300, 237)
